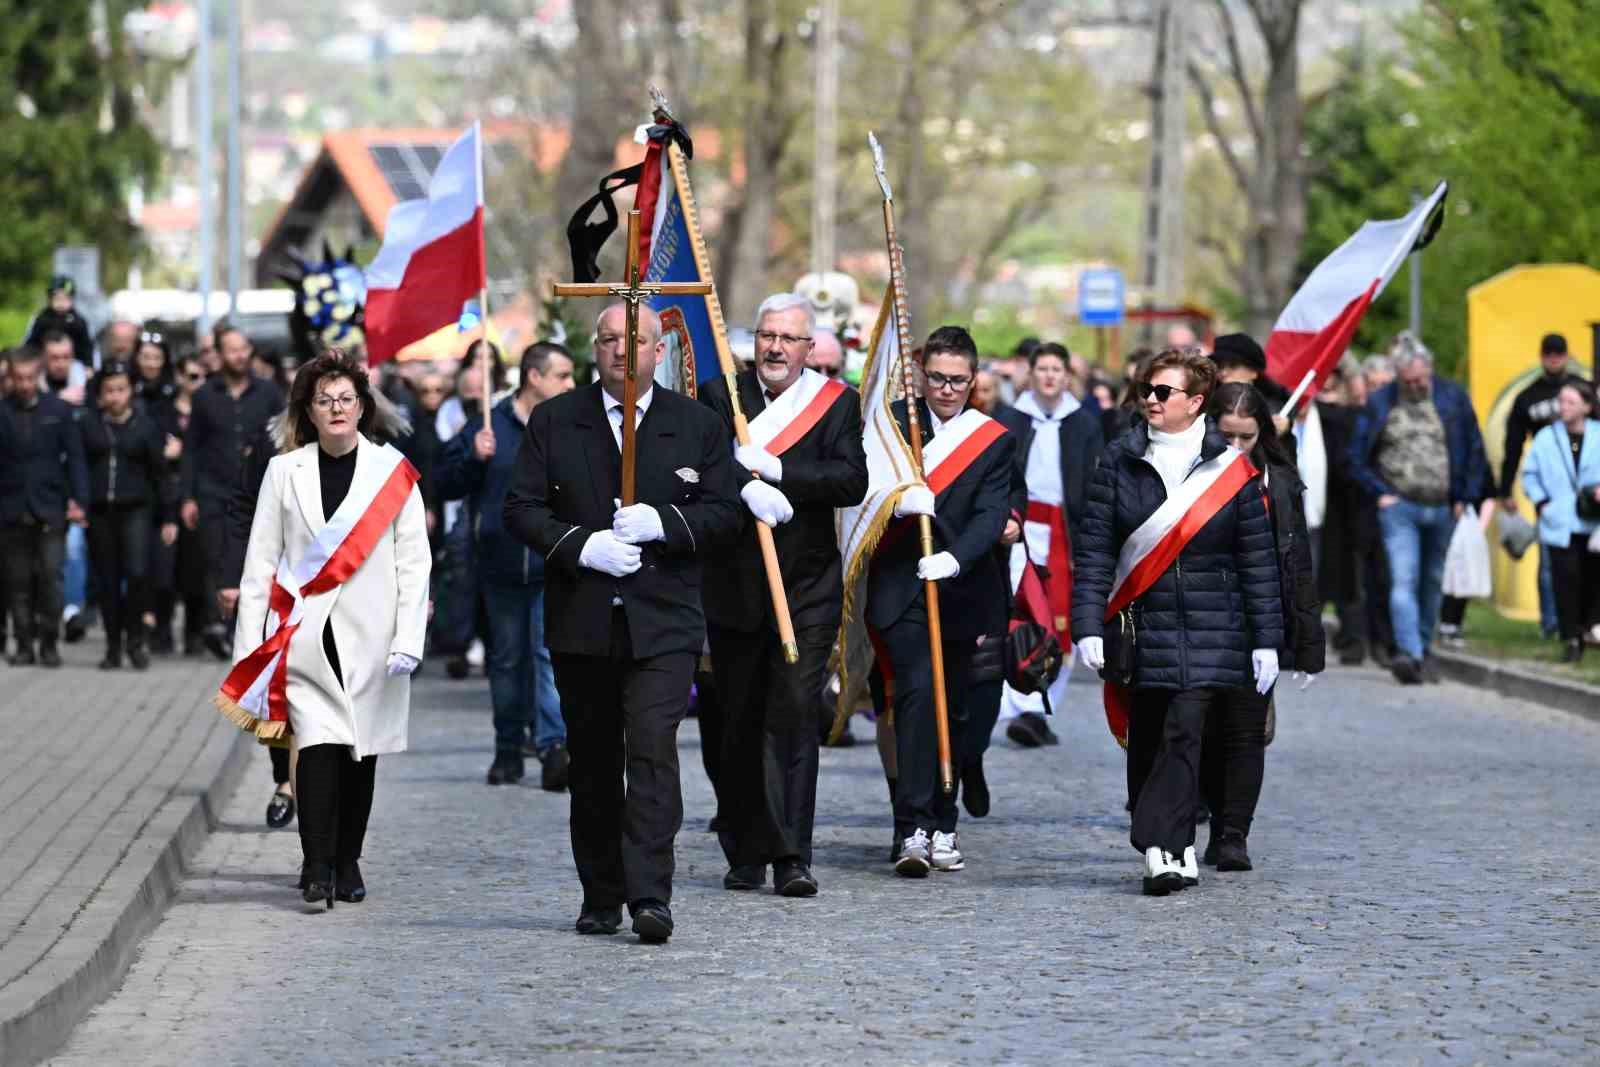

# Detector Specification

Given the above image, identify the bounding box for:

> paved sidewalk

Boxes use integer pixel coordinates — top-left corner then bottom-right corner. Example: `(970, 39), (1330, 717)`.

(43, 661), (1600, 1064)
(0, 636), (250, 1066)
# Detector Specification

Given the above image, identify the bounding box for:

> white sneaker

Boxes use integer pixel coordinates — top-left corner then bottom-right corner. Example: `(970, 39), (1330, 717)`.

(1179, 846), (1200, 886)
(465, 637), (485, 668)
(930, 830), (965, 871)
(1142, 846), (1184, 896)
(894, 829), (931, 878)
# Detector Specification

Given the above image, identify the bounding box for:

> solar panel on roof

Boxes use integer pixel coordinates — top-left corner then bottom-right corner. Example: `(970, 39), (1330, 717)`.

(368, 143), (445, 203)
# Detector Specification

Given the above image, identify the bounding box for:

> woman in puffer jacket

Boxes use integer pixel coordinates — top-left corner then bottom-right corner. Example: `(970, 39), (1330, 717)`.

(1071, 349), (1282, 896)
(1199, 382), (1325, 875)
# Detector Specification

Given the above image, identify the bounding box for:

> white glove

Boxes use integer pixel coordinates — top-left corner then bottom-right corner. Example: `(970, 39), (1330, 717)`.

(611, 500), (665, 544)
(579, 530), (642, 577)
(735, 442), (783, 483)
(1252, 648), (1280, 695)
(895, 484), (935, 518)
(386, 652), (419, 677)
(740, 480), (794, 526)
(1292, 670), (1319, 691)
(1078, 636), (1105, 671)
(916, 551), (960, 581)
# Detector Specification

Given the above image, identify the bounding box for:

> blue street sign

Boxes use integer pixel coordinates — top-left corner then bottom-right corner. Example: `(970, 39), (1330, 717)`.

(1078, 267), (1125, 327)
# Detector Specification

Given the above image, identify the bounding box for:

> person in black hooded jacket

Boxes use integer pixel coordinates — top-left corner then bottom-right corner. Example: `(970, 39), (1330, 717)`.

(81, 362), (177, 669)
(1071, 349), (1282, 896)
(1199, 382), (1325, 874)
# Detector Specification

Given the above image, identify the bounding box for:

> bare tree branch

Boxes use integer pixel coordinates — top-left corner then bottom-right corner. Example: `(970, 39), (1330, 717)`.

(1210, 0), (1265, 152)
(1187, 59), (1252, 196)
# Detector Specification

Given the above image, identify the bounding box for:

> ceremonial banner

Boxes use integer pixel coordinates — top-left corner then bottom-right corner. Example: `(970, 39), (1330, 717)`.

(365, 123), (487, 363)
(1265, 181), (1448, 398)
(633, 125), (716, 395)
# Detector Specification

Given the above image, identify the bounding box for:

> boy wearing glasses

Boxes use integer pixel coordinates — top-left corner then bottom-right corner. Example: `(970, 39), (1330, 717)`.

(699, 293), (868, 898)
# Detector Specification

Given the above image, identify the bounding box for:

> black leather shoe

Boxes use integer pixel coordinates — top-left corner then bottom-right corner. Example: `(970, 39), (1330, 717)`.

(1203, 833), (1221, 867)
(486, 752), (524, 785)
(302, 862), (335, 910)
(1005, 712), (1049, 748)
(63, 614), (87, 643)
(335, 861), (366, 903)
(575, 906), (623, 935)
(1216, 831), (1253, 872)
(127, 644), (151, 671)
(265, 788), (295, 828)
(1389, 655), (1423, 685)
(446, 656), (469, 679)
(38, 643), (61, 668)
(723, 864), (765, 891)
(99, 649), (122, 670)
(202, 624), (231, 661)
(9, 645), (35, 666)
(540, 743), (571, 792)
(960, 758), (990, 818)
(630, 900), (673, 943)
(773, 861), (818, 897)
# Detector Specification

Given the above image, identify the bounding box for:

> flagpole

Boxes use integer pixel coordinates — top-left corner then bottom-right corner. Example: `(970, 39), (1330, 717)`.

(871, 133), (953, 795)
(474, 121), (491, 426)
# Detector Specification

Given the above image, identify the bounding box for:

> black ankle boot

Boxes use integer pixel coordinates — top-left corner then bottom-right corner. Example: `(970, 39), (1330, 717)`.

(335, 860), (366, 903)
(99, 647), (122, 670)
(301, 862), (335, 909)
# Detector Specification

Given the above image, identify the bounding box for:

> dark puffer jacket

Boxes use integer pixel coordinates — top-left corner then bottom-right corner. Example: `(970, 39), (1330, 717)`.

(1071, 418), (1283, 690)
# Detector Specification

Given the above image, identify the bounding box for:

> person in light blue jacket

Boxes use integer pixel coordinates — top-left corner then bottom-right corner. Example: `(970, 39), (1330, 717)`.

(1521, 378), (1600, 661)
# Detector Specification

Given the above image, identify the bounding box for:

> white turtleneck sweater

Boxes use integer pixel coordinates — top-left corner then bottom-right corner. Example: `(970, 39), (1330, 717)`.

(1145, 416), (1208, 496)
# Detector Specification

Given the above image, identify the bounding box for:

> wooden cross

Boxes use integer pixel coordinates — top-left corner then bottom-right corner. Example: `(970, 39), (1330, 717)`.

(552, 208), (711, 504)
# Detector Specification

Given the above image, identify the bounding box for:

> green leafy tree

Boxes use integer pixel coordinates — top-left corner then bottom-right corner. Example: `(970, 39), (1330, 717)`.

(0, 2), (161, 310)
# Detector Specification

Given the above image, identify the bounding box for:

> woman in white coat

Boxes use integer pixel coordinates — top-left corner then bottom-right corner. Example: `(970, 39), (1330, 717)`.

(221, 350), (430, 908)
(1522, 378), (1600, 662)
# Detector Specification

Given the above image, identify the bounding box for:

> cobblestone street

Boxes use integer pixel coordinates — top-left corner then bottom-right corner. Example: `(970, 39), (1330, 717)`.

(47, 664), (1600, 1064)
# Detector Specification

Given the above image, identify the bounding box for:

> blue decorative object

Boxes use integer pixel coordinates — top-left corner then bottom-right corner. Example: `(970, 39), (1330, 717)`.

(278, 239), (367, 358)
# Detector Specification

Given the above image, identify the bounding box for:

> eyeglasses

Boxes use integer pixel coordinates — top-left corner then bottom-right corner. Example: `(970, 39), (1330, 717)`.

(926, 371), (972, 392)
(313, 393), (360, 412)
(756, 331), (813, 349)
(183, 372), (204, 383)
(1136, 382), (1189, 403)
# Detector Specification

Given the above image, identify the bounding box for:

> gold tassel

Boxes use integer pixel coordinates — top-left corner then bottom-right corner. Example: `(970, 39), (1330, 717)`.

(212, 692), (293, 748)
(827, 489), (907, 742)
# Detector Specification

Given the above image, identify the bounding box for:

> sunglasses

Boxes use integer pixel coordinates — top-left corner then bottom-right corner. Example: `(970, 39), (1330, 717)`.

(1136, 382), (1189, 403)
(140, 330), (164, 345)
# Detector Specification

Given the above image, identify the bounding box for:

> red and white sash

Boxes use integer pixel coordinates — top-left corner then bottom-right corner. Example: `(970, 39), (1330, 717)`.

(216, 445), (420, 738)
(746, 367), (848, 456)
(921, 408), (1007, 495)
(1102, 447), (1258, 746)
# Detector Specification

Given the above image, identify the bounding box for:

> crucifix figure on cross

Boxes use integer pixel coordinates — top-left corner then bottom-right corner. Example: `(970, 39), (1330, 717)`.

(553, 208), (711, 505)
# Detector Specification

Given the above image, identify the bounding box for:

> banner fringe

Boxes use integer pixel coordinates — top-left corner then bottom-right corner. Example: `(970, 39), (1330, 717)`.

(212, 692), (292, 748)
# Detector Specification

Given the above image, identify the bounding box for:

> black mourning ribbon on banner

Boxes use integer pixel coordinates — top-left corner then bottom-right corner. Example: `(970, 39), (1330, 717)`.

(563, 122), (696, 284)
(1412, 184), (1449, 253)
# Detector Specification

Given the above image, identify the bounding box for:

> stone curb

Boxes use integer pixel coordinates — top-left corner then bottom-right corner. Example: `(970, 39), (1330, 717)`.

(1430, 647), (1600, 725)
(0, 723), (253, 1067)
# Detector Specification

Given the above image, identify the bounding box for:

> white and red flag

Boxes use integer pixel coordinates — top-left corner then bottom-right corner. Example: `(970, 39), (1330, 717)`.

(364, 122), (487, 363)
(1265, 181), (1448, 397)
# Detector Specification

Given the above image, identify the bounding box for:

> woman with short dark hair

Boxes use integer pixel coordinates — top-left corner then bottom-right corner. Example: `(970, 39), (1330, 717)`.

(1522, 378), (1600, 661)
(1072, 348), (1283, 895)
(222, 350), (430, 908)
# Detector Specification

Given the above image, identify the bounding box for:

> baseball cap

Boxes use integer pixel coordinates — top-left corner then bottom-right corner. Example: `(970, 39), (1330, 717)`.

(47, 274), (75, 295)
(1540, 333), (1568, 355)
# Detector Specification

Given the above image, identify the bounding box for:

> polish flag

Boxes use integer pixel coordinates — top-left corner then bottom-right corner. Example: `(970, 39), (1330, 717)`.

(364, 123), (487, 363)
(1266, 181), (1448, 397)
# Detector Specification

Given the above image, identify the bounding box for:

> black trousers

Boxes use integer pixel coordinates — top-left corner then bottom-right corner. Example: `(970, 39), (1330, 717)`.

(88, 505), (152, 650)
(707, 622), (834, 868)
(880, 605), (974, 837)
(1548, 543), (1600, 641)
(1, 518), (65, 646)
(1127, 687), (1211, 855)
(693, 666), (722, 804)
(961, 633), (1006, 766)
(294, 743), (377, 869)
(550, 608), (694, 909)
(1198, 688), (1268, 839)
(152, 520), (211, 639)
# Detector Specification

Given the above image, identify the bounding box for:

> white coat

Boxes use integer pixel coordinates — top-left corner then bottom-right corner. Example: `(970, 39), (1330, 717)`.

(233, 436), (431, 757)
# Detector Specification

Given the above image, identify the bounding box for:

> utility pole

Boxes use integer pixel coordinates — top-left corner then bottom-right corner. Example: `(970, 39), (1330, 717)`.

(196, 0), (214, 334)
(811, 0), (839, 277)
(1139, 0), (1186, 322)
(225, 0), (243, 315)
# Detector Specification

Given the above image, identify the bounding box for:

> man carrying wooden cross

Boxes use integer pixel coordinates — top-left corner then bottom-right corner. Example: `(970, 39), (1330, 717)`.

(504, 301), (740, 944)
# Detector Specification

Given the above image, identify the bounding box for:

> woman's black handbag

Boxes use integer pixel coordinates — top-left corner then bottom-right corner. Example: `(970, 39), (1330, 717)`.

(1002, 556), (1065, 710)
(1578, 484), (1600, 521)
(1100, 608), (1137, 686)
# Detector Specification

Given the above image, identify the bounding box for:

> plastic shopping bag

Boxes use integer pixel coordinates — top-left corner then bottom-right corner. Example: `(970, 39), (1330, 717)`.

(1442, 505), (1493, 599)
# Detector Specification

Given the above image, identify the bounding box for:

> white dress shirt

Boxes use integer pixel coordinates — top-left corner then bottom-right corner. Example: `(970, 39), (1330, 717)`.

(602, 386), (655, 451)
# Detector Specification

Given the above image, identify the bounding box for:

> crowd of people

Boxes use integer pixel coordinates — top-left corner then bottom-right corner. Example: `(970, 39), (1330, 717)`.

(15, 265), (1581, 932)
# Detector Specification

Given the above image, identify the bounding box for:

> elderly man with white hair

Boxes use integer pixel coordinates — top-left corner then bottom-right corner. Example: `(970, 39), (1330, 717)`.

(698, 292), (867, 898)
(1348, 333), (1493, 685)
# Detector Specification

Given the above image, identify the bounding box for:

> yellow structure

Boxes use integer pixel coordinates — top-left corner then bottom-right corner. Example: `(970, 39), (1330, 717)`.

(1468, 264), (1600, 621)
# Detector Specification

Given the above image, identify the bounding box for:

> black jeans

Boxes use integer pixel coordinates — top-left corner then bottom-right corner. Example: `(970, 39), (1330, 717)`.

(1547, 542), (1600, 642)
(880, 604), (974, 838)
(1198, 688), (1269, 839)
(707, 622), (834, 868)
(295, 743), (378, 869)
(550, 608), (695, 909)
(152, 519), (211, 640)
(1, 518), (66, 646)
(1127, 687), (1211, 855)
(88, 505), (153, 650)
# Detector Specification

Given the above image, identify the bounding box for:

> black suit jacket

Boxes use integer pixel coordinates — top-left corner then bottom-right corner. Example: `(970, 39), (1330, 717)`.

(994, 399), (1105, 546)
(699, 371), (868, 633)
(503, 383), (740, 658)
(0, 393), (90, 524)
(867, 399), (1015, 640)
